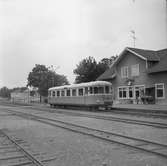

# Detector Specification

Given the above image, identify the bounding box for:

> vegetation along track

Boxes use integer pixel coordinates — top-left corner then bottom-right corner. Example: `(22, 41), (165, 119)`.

(4, 109), (167, 159)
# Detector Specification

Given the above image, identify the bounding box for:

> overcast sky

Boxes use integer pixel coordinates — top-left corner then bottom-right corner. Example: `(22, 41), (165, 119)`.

(0, 0), (166, 88)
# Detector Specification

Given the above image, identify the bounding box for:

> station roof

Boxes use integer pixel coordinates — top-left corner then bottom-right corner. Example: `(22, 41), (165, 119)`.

(97, 47), (167, 80)
(126, 47), (160, 61)
(48, 81), (112, 91)
(96, 68), (116, 81)
(147, 48), (167, 74)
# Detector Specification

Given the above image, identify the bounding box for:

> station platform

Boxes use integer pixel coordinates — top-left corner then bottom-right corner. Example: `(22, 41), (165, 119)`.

(112, 103), (167, 112)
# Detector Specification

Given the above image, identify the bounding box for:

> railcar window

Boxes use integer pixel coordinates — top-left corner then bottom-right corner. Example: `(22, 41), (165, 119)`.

(61, 90), (65, 96)
(72, 89), (76, 96)
(67, 89), (71, 96)
(57, 91), (60, 97)
(90, 87), (93, 94)
(79, 88), (83, 96)
(52, 91), (55, 97)
(94, 87), (98, 94)
(105, 86), (109, 93)
(85, 87), (88, 95)
(98, 87), (104, 94)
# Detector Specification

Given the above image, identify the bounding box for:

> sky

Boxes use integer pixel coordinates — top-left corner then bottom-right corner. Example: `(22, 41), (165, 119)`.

(0, 0), (166, 88)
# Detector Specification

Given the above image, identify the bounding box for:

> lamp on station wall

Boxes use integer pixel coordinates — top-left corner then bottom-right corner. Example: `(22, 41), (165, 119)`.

(128, 81), (132, 86)
(126, 78), (134, 86)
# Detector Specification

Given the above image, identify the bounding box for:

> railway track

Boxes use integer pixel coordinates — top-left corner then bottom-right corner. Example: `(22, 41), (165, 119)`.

(4, 109), (167, 159)
(1, 101), (167, 118)
(0, 129), (58, 166)
(9, 105), (167, 129)
(46, 109), (167, 129)
(109, 109), (167, 119)
(35, 105), (167, 118)
(0, 129), (45, 166)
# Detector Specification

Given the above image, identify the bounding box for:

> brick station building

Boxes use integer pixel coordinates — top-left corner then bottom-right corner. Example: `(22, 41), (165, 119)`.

(97, 47), (167, 105)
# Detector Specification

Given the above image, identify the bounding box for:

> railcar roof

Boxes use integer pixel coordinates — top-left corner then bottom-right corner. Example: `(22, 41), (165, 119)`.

(48, 81), (112, 91)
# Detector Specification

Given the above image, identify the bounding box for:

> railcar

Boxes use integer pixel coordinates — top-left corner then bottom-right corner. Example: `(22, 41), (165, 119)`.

(48, 81), (113, 110)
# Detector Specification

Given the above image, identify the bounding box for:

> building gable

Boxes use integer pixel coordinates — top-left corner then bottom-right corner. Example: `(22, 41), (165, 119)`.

(97, 47), (166, 81)
(116, 51), (146, 80)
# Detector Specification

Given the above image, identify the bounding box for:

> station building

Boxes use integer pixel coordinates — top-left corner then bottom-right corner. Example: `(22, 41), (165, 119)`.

(97, 47), (167, 105)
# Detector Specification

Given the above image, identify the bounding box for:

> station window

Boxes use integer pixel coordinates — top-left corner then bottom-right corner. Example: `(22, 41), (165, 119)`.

(61, 90), (65, 97)
(121, 66), (128, 78)
(118, 86), (135, 99)
(79, 88), (83, 96)
(72, 89), (76, 96)
(67, 89), (71, 96)
(57, 91), (60, 97)
(156, 83), (165, 99)
(129, 87), (134, 98)
(119, 88), (123, 98)
(118, 87), (127, 99)
(131, 64), (139, 76)
(122, 88), (127, 98)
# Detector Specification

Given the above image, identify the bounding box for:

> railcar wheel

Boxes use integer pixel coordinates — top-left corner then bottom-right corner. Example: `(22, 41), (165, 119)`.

(89, 106), (93, 111)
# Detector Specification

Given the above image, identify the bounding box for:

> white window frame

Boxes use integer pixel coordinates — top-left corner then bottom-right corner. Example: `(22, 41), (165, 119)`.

(155, 83), (165, 99)
(134, 85), (145, 98)
(52, 91), (56, 97)
(121, 66), (128, 78)
(118, 85), (145, 100)
(118, 86), (128, 99)
(131, 64), (139, 76)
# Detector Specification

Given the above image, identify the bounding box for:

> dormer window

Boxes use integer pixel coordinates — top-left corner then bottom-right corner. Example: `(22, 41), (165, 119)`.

(131, 64), (139, 76)
(121, 66), (128, 78)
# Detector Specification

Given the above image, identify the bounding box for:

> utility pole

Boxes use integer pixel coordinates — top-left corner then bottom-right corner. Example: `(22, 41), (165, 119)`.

(49, 65), (60, 87)
(131, 0), (136, 48)
(130, 30), (136, 48)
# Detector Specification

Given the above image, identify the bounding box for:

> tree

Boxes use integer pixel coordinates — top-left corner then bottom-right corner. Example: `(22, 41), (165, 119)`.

(101, 55), (118, 67)
(73, 57), (97, 83)
(73, 56), (118, 83)
(0, 87), (11, 98)
(11, 87), (27, 92)
(73, 56), (108, 83)
(27, 64), (69, 97)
